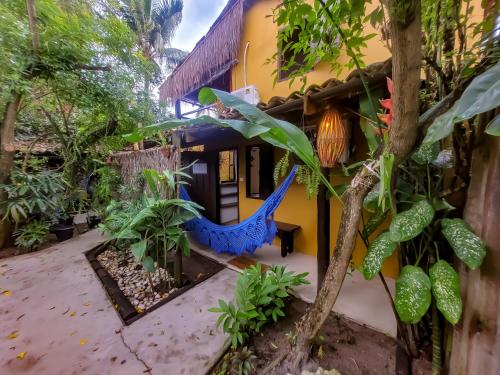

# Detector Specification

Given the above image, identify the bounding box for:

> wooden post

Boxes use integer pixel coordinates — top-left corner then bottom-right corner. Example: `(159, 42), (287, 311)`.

(317, 167), (330, 292)
(174, 99), (182, 119)
(449, 135), (500, 375)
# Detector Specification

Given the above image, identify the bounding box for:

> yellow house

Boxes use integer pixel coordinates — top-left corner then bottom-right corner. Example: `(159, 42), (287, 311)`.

(159, 0), (399, 279)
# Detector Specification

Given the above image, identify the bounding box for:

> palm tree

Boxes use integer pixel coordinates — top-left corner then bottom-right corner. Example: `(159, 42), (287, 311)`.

(119, 0), (186, 95)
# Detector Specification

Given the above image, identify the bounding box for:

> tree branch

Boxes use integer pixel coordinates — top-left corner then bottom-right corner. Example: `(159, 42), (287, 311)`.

(76, 64), (112, 72)
(423, 56), (451, 93)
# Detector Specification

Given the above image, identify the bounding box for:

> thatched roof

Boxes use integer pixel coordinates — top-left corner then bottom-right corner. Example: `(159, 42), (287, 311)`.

(13, 140), (60, 154)
(159, 0), (246, 102)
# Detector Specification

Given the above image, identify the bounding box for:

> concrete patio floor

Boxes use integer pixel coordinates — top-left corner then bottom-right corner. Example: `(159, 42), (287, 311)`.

(191, 239), (397, 337)
(0, 230), (237, 375)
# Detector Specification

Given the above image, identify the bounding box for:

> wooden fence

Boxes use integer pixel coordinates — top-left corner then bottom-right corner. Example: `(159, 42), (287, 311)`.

(449, 136), (500, 374)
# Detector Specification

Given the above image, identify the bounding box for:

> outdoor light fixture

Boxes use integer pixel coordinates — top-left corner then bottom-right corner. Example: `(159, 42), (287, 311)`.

(317, 108), (348, 168)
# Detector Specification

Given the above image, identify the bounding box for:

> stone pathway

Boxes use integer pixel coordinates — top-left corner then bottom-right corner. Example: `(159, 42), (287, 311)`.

(0, 230), (236, 375)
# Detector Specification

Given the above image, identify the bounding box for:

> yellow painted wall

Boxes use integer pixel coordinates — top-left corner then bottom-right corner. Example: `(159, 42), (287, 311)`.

(232, 0), (398, 278)
(230, 0), (391, 102)
(237, 144), (399, 279)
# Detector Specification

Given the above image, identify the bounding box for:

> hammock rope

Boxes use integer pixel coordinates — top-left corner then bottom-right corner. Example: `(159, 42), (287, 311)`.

(180, 165), (298, 255)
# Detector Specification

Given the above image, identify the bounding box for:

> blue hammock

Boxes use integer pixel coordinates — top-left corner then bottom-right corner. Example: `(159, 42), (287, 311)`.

(180, 165), (298, 256)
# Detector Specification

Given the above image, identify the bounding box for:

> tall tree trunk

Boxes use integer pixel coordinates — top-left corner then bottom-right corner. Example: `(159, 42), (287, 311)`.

(0, 92), (23, 247)
(276, 2), (423, 373)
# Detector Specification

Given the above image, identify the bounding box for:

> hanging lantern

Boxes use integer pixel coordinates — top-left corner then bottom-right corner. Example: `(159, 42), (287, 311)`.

(317, 108), (348, 168)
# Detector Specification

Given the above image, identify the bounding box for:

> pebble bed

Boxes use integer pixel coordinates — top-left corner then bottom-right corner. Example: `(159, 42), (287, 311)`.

(97, 248), (176, 311)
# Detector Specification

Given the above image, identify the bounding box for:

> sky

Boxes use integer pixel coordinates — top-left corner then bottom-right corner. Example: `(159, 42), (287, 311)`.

(171, 0), (229, 52)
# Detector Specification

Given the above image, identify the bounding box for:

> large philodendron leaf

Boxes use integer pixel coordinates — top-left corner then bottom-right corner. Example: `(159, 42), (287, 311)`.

(441, 218), (486, 269)
(395, 265), (432, 324)
(361, 231), (398, 280)
(429, 260), (462, 324)
(199, 88), (316, 167)
(485, 115), (500, 136)
(389, 200), (435, 242)
(423, 62), (500, 144)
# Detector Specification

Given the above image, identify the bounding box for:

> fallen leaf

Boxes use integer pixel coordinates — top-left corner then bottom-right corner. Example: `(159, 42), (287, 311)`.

(317, 345), (324, 359)
(69, 331), (77, 336)
(114, 304), (119, 310)
(136, 307), (144, 314)
(69, 311), (76, 317)
(270, 341), (278, 350)
(16, 351), (26, 360)
(79, 339), (87, 346)
(83, 302), (91, 307)
(7, 331), (18, 340)
(2, 290), (12, 296)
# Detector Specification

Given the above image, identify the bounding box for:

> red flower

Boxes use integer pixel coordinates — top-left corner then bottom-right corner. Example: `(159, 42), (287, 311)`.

(377, 77), (393, 135)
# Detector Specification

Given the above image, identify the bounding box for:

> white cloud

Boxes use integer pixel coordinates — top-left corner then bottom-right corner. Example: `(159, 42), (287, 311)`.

(171, 0), (229, 52)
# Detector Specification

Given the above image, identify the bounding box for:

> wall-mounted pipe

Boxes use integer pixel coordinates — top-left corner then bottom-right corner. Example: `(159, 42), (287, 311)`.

(243, 41), (250, 87)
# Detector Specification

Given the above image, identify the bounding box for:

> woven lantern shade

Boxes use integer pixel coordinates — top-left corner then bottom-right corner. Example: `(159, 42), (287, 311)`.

(317, 108), (348, 168)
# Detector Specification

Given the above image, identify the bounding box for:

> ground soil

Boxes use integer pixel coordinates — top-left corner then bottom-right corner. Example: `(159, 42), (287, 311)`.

(213, 298), (399, 375)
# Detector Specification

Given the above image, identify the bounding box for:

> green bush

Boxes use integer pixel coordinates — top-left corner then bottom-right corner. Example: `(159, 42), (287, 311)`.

(209, 264), (309, 349)
(14, 220), (50, 251)
(0, 168), (66, 223)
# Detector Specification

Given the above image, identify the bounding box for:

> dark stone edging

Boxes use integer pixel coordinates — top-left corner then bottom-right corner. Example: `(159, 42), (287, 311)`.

(85, 242), (224, 325)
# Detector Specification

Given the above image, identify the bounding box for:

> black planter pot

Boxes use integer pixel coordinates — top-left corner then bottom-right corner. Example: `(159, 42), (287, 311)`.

(53, 225), (74, 242)
(58, 216), (74, 226)
(87, 215), (101, 229)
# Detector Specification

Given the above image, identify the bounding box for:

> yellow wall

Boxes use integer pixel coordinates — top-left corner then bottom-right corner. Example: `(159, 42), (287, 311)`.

(230, 0), (391, 102)
(232, 0), (398, 278)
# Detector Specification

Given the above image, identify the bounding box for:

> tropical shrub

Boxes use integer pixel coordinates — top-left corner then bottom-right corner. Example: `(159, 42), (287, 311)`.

(101, 167), (202, 289)
(0, 168), (66, 224)
(14, 220), (50, 251)
(209, 264), (309, 349)
(216, 346), (257, 375)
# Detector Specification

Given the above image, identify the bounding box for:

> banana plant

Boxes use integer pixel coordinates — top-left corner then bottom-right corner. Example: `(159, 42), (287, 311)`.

(124, 88), (341, 201)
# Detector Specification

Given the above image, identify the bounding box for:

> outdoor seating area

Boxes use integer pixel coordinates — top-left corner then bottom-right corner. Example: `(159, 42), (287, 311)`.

(1, 0), (499, 374)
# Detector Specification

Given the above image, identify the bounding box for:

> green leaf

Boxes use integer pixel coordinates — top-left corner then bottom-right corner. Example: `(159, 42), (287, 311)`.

(363, 185), (380, 213)
(423, 63), (500, 144)
(429, 260), (462, 324)
(361, 231), (398, 280)
(142, 256), (155, 273)
(130, 239), (147, 260)
(395, 265), (431, 324)
(198, 87), (218, 105)
(379, 152), (394, 211)
(412, 142), (440, 164)
(423, 103), (456, 144)
(143, 169), (160, 199)
(441, 218), (486, 269)
(454, 63), (500, 121)
(390, 200), (434, 242)
(178, 234), (190, 256)
(485, 115), (500, 136)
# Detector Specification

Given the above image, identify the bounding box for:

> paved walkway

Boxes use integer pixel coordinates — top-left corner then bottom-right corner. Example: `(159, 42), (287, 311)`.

(0, 230), (237, 375)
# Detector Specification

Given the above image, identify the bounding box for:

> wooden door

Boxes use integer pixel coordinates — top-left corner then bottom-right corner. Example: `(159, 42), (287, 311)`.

(182, 151), (219, 223)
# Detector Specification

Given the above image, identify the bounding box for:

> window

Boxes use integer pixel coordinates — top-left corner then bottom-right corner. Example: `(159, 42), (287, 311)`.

(219, 149), (237, 183)
(277, 28), (308, 81)
(246, 145), (273, 199)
